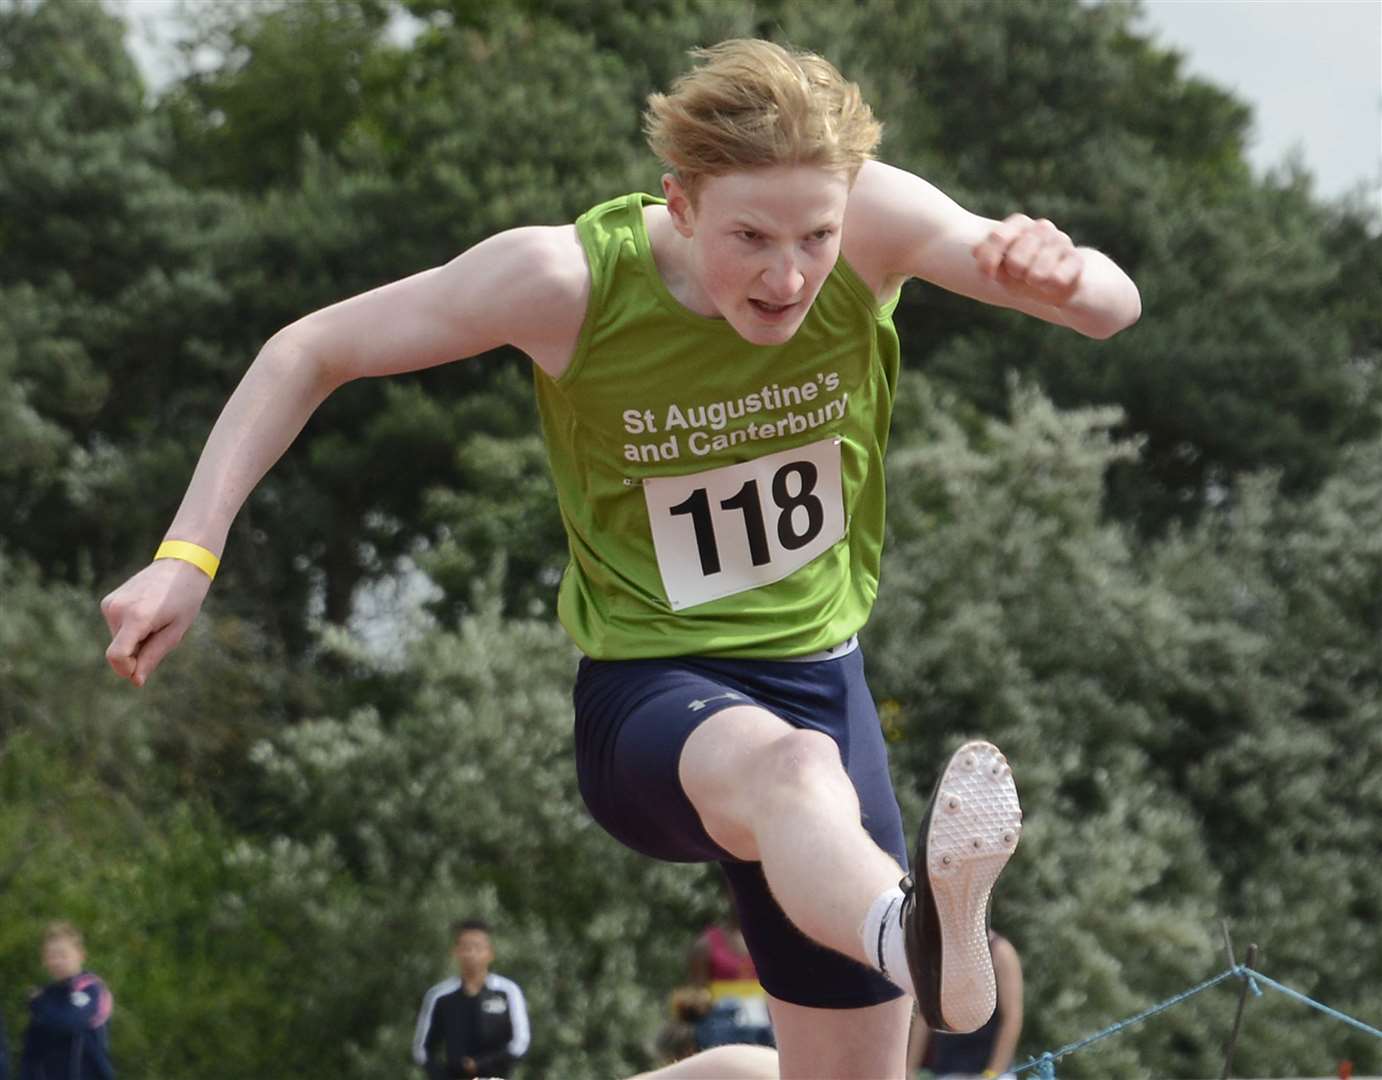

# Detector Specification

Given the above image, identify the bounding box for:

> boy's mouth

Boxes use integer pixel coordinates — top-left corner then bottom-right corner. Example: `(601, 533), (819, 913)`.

(749, 298), (797, 317)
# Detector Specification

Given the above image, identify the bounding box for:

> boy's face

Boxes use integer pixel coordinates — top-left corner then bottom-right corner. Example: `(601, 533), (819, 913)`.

(453, 930), (494, 980)
(42, 937), (84, 981)
(665, 165), (851, 347)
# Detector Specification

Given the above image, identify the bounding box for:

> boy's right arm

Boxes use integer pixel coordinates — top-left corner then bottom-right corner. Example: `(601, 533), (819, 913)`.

(102, 225), (589, 687)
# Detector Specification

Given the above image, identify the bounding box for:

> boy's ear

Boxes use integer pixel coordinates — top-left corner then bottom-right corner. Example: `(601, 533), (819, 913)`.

(662, 173), (695, 238)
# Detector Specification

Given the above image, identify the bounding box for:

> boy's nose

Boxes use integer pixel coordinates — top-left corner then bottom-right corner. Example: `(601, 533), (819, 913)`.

(761, 256), (804, 301)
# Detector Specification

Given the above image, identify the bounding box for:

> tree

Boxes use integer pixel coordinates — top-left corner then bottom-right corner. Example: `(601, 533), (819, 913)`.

(868, 379), (1224, 1076)
(1149, 449), (1382, 1073)
(0, 0), (238, 587)
(807, 0), (1380, 532)
(230, 575), (724, 1079)
(867, 376), (1382, 1076)
(161, 0), (393, 193)
(0, 548), (311, 1078)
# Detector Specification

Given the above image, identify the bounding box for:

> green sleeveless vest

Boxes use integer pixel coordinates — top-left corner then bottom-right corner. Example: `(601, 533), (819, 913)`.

(533, 193), (901, 659)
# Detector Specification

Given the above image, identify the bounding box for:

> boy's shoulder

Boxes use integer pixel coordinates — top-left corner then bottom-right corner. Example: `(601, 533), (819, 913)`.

(842, 161), (957, 285)
(493, 224), (589, 289)
(487, 225), (591, 377)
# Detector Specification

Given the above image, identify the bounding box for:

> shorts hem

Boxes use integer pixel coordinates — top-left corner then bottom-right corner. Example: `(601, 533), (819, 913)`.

(759, 980), (907, 1010)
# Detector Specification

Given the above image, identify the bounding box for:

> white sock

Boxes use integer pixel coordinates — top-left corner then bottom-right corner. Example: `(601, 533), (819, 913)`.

(859, 884), (914, 995)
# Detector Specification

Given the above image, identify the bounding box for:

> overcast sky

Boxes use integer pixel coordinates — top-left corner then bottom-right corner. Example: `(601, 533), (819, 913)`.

(115, 0), (1382, 211)
(1136, 0), (1380, 209)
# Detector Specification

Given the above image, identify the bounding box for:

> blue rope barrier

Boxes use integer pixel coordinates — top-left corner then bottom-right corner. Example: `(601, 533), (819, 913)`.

(1012, 968), (1239, 1075)
(1246, 969), (1382, 1041)
(1012, 963), (1381, 1078)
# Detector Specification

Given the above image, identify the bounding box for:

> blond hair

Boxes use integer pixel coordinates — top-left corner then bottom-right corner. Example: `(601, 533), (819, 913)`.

(644, 39), (881, 201)
(43, 920), (83, 947)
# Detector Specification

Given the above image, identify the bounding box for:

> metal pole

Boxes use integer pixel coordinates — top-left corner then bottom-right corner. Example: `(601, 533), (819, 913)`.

(1219, 943), (1259, 1079)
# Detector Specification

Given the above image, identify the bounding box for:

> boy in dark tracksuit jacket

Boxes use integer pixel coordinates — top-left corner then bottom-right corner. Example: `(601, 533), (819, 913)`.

(20, 923), (115, 1080)
(413, 919), (530, 1079)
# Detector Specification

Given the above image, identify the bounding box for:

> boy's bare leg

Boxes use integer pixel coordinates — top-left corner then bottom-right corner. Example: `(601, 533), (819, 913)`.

(677, 705), (905, 964)
(626, 1001), (910, 1078)
(625, 994), (912, 1080)
(676, 705), (914, 1077)
(769, 995), (911, 1080)
(677, 705), (1020, 1074)
(630, 1044), (780, 1079)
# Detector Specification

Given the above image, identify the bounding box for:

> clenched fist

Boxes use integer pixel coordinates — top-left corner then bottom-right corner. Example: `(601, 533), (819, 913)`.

(972, 213), (1084, 306)
(100, 559), (212, 687)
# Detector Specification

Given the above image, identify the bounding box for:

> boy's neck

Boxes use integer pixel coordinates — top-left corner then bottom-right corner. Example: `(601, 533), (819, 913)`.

(461, 971), (488, 993)
(644, 204), (715, 317)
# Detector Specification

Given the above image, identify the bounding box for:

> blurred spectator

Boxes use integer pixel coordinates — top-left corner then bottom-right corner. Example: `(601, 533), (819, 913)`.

(686, 903), (773, 1052)
(19, 921), (115, 1080)
(908, 929), (1022, 1079)
(653, 986), (713, 1065)
(412, 918), (530, 1079)
(688, 906), (756, 988)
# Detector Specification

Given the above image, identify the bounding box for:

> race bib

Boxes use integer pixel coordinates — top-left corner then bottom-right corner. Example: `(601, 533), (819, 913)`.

(643, 438), (845, 610)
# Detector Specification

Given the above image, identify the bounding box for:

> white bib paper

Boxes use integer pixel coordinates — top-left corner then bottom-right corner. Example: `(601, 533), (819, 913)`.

(643, 438), (845, 611)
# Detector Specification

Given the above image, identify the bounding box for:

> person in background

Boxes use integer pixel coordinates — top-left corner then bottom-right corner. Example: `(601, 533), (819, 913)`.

(688, 902), (757, 988)
(19, 922), (115, 1080)
(687, 902), (773, 1050)
(413, 918), (530, 1079)
(653, 986), (714, 1067)
(907, 930), (1023, 1080)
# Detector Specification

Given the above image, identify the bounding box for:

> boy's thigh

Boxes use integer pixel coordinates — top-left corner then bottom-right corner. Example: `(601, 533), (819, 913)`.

(573, 656), (765, 862)
(574, 650), (909, 1010)
(572, 649), (903, 867)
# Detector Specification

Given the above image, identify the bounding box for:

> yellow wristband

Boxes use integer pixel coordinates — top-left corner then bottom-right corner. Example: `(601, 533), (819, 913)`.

(154, 540), (220, 581)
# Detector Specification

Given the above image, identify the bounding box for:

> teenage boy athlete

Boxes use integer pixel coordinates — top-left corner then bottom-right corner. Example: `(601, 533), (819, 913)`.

(101, 40), (1140, 1080)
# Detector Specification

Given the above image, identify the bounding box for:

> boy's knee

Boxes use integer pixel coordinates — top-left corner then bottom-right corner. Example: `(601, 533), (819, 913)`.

(761, 729), (845, 797)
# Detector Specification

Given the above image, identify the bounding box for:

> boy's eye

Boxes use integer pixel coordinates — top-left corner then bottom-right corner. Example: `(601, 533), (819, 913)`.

(808, 229), (834, 243)
(737, 230), (761, 242)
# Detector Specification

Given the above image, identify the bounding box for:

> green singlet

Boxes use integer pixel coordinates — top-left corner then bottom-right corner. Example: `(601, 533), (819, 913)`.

(533, 193), (901, 660)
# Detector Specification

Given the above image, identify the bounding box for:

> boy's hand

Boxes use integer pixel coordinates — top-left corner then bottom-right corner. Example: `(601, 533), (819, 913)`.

(972, 213), (1085, 306)
(101, 559), (212, 687)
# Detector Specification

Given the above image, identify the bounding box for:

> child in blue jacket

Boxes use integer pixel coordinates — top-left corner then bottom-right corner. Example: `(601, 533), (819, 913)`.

(19, 923), (114, 1080)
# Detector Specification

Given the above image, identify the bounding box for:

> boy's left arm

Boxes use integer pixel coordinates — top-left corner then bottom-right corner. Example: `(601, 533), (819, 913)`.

(846, 161), (1141, 339)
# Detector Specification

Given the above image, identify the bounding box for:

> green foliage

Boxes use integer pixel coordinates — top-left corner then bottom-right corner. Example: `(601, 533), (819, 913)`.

(162, 0), (392, 192)
(0, 731), (305, 1078)
(868, 378), (1382, 1076)
(0, 0), (240, 590)
(419, 367), (567, 619)
(820, 0), (1381, 533)
(0, 0), (144, 131)
(233, 579), (722, 1078)
(1152, 450), (1382, 1072)
(8, 0), (1377, 626)
(870, 380), (1223, 1077)
(0, 551), (288, 1074)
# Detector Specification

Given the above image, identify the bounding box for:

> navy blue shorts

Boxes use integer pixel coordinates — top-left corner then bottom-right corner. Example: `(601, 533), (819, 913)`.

(572, 647), (907, 1010)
